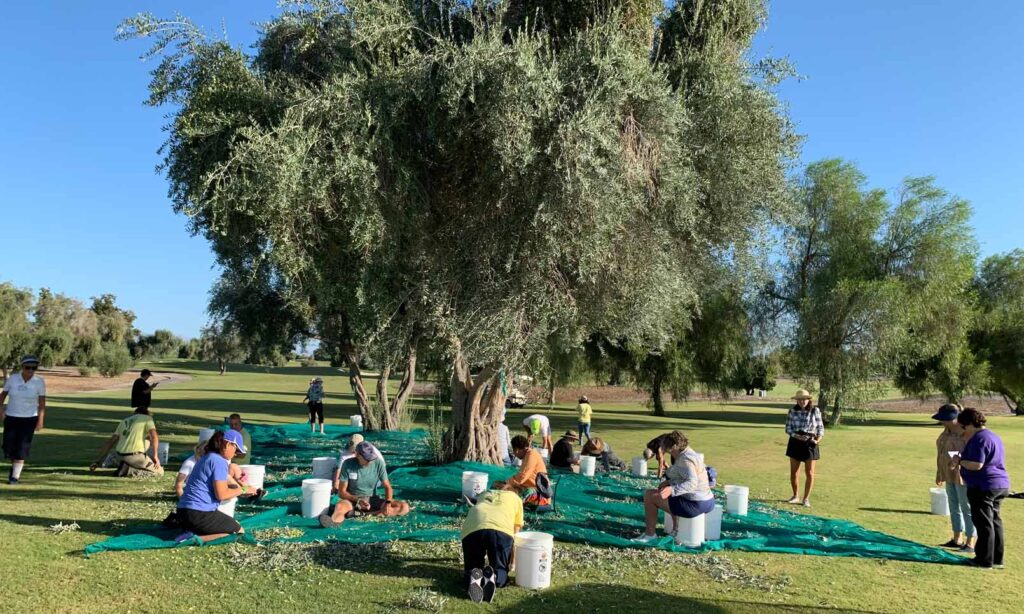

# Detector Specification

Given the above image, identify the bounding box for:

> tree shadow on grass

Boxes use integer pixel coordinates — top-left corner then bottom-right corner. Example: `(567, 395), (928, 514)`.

(0, 513), (157, 538)
(306, 541), (464, 600)
(859, 507), (933, 516)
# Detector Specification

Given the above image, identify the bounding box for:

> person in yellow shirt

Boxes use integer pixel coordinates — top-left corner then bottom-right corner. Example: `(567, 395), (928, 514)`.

(576, 395), (593, 441)
(89, 408), (163, 477)
(461, 486), (523, 602)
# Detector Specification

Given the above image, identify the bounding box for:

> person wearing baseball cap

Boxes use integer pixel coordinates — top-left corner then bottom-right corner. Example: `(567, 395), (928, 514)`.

(333, 433), (386, 492)
(550, 430), (579, 470)
(320, 440), (409, 528)
(1, 356), (46, 484)
(130, 369), (160, 412)
(932, 404), (976, 553)
(785, 389), (824, 508)
(169, 429), (249, 544)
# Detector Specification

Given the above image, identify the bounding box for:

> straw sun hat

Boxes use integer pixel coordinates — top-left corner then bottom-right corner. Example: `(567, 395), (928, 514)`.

(791, 389), (813, 401)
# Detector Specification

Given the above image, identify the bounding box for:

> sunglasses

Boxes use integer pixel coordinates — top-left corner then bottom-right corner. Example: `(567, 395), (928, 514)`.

(23, 365), (38, 370)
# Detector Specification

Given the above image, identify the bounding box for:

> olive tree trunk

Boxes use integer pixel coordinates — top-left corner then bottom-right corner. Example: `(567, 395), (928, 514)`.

(445, 348), (505, 463)
(375, 338), (419, 431)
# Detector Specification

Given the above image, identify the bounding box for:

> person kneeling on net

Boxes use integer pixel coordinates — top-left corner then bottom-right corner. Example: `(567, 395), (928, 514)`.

(89, 407), (164, 477)
(632, 430), (715, 543)
(319, 441), (409, 528)
(461, 482), (523, 603)
(165, 429), (249, 545)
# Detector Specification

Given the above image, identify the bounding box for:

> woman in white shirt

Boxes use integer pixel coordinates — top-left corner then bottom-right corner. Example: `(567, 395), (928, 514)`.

(0, 356), (47, 485)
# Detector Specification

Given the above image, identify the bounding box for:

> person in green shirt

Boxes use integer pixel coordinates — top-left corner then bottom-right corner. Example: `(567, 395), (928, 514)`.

(227, 413), (252, 463)
(89, 408), (163, 477)
(576, 395), (593, 442)
(319, 441), (409, 527)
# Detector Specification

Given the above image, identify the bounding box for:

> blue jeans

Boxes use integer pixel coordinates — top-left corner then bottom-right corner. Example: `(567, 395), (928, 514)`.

(578, 422), (591, 440)
(945, 482), (975, 538)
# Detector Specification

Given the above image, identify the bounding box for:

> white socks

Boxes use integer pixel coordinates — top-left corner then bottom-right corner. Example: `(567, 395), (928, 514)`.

(11, 462), (24, 479)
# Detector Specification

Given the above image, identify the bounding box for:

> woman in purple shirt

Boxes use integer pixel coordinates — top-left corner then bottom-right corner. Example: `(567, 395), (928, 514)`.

(954, 408), (1010, 568)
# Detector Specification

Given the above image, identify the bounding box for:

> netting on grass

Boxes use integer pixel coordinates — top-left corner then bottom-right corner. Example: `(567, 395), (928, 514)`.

(84, 423), (963, 564)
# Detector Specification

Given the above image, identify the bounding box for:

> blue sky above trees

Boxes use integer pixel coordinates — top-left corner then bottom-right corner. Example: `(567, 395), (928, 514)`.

(1, 1), (1021, 338)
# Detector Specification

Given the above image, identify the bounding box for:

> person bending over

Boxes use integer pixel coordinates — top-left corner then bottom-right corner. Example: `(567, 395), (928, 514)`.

(319, 441), (409, 528)
(461, 484), (523, 603)
(521, 413), (553, 455)
(90, 407), (163, 477)
(550, 430), (579, 470)
(505, 436), (547, 496)
(582, 437), (626, 472)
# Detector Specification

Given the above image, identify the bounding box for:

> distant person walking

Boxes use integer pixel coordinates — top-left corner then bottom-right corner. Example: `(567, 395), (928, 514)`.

(954, 408), (1011, 569)
(130, 369), (160, 411)
(932, 404), (975, 553)
(576, 396), (593, 442)
(785, 389), (824, 508)
(304, 377), (326, 434)
(1, 356), (46, 485)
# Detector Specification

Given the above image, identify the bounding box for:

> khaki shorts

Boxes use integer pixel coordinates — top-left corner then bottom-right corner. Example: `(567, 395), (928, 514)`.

(116, 452), (164, 477)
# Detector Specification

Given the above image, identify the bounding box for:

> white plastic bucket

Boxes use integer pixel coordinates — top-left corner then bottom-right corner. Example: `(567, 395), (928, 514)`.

(579, 455), (596, 477)
(239, 464), (266, 490)
(350, 415), (363, 429)
(704, 504), (724, 541)
(538, 448), (549, 460)
(301, 478), (333, 518)
(198, 428), (216, 445)
(218, 496), (238, 518)
(724, 485), (749, 516)
(462, 471), (489, 500)
(930, 487), (950, 516)
(158, 442), (170, 465)
(631, 456), (648, 477)
(572, 452), (581, 463)
(674, 514), (705, 548)
(514, 532), (554, 590)
(312, 456), (338, 480)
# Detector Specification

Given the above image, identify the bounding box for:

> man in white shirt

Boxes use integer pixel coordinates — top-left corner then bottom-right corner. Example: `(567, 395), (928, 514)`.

(1, 356), (47, 484)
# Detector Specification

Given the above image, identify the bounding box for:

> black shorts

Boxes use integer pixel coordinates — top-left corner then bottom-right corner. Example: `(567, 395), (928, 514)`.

(3, 416), (38, 461)
(786, 436), (821, 462)
(176, 507), (241, 536)
(345, 495), (388, 517)
(308, 402), (324, 423)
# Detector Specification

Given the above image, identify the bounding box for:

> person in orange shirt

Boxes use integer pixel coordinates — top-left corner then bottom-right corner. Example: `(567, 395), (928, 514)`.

(505, 435), (547, 495)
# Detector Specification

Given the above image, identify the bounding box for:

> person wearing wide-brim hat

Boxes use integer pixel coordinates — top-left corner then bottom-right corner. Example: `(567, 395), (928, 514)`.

(932, 403), (976, 553)
(550, 430), (580, 469)
(1, 356), (47, 485)
(784, 389), (824, 508)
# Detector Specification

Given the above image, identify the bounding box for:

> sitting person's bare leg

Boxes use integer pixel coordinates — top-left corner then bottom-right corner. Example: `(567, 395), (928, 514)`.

(330, 500), (354, 523)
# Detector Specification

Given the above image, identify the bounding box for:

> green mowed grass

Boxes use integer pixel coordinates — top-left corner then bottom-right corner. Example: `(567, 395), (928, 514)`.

(1, 360), (1020, 613)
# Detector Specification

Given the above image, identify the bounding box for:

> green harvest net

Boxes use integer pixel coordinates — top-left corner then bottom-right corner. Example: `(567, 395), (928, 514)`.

(84, 423), (963, 564)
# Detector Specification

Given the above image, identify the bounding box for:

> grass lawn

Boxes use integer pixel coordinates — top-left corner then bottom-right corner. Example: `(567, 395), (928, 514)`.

(2, 360), (1020, 613)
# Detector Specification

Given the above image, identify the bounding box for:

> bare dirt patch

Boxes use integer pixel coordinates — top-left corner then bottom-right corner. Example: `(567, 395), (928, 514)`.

(18, 367), (192, 395)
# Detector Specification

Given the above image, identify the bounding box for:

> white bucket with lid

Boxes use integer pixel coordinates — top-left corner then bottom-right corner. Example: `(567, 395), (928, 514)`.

(157, 442), (170, 465)
(312, 456), (338, 480)
(538, 448), (549, 460)
(218, 496), (238, 518)
(239, 464), (266, 490)
(930, 487), (950, 516)
(724, 485), (749, 516)
(704, 504), (724, 541)
(350, 415), (363, 429)
(631, 456), (648, 477)
(301, 478), (333, 518)
(579, 455), (596, 477)
(462, 471), (489, 500)
(514, 532), (554, 590)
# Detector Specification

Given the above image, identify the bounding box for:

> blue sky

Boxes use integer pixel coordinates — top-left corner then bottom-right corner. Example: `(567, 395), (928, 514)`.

(2, 1), (1021, 338)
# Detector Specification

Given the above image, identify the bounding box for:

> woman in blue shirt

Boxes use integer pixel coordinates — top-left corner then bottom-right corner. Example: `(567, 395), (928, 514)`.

(174, 429), (248, 543)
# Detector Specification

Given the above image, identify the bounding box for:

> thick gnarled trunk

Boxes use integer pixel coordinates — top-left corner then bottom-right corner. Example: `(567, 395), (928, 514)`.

(446, 347), (505, 463)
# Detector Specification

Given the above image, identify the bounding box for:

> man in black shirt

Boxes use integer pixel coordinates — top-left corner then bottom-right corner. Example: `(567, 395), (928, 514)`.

(550, 430), (579, 469)
(131, 369), (159, 410)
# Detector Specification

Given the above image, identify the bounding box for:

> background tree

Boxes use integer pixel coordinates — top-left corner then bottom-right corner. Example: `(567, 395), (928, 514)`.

(0, 283), (34, 379)
(199, 321), (245, 374)
(767, 160), (975, 424)
(972, 250), (1024, 414)
(132, 329), (184, 360)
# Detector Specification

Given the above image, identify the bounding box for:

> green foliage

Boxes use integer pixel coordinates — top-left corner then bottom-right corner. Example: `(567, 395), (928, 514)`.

(132, 329), (184, 360)
(768, 159), (976, 423)
(92, 341), (133, 377)
(90, 294), (137, 344)
(199, 321), (246, 369)
(77, 365), (97, 377)
(971, 250), (1024, 412)
(0, 283), (34, 375)
(178, 338), (202, 359)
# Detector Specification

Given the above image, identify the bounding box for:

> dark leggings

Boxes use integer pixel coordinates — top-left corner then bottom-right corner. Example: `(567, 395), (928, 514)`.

(967, 487), (1008, 566)
(462, 529), (513, 587)
(308, 402), (324, 424)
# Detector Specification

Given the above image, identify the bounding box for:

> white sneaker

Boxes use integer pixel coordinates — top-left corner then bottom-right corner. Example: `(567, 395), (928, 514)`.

(630, 533), (658, 543)
(802, 500), (811, 508)
(786, 496), (801, 504)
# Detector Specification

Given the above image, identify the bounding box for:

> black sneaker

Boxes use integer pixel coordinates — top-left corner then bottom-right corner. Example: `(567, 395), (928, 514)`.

(7, 477), (18, 485)
(481, 566), (497, 603)
(965, 559), (993, 569)
(318, 513), (340, 529)
(960, 545), (976, 554)
(467, 568), (484, 603)
(939, 539), (962, 548)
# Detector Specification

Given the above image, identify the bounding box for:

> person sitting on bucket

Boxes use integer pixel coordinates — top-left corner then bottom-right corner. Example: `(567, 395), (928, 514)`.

(89, 407), (164, 477)
(319, 441), (409, 528)
(642, 431), (678, 478)
(165, 429), (249, 545)
(632, 430), (715, 543)
(550, 430), (580, 470)
(461, 482), (523, 603)
(581, 437), (626, 472)
(521, 413), (553, 455)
